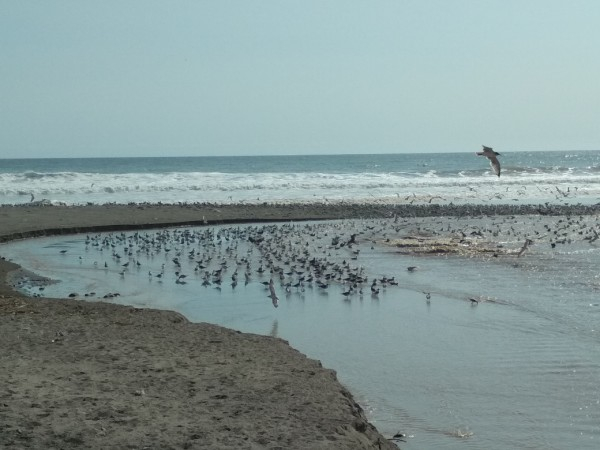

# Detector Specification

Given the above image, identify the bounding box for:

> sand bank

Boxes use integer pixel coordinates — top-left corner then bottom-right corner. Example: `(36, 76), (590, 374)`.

(1, 201), (598, 243)
(0, 204), (401, 449)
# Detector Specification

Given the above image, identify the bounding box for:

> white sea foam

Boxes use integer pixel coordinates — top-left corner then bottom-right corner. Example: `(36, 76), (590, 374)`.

(1, 169), (600, 205)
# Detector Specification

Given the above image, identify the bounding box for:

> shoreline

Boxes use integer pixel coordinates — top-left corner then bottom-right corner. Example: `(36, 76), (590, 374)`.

(1, 201), (598, 244)
(0, 204), (402, 449)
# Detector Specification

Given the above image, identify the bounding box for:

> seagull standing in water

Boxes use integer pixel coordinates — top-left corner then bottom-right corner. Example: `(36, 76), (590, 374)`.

(268, 278), (279, 308)
(476, 145), (501, 177)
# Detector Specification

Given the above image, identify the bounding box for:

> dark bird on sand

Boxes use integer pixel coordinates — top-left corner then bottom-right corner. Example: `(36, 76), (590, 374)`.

(476, 145), (501, 177)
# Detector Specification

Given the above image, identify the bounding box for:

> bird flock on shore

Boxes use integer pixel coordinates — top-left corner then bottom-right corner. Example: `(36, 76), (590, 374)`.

(72, 221), (402, 305)
(11, 207), (597, 309)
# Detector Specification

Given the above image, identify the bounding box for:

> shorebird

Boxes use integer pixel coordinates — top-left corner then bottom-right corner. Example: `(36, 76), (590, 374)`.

(517, 238), (533, 257)
(268, 278), (279, 308)
(476, 145), (501, 177)
(390, 431), (407, 442)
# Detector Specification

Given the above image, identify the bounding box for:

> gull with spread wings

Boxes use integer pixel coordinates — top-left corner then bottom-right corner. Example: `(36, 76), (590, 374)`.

(476, 145), (501, 177)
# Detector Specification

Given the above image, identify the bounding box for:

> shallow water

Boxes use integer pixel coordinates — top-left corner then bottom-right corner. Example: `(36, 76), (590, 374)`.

(2, 217), (600, 449)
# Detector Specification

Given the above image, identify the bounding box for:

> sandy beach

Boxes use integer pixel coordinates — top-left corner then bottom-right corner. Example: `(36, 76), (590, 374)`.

(0, 204), (403, 450)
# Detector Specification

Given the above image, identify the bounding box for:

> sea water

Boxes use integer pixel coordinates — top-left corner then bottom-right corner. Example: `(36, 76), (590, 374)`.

(2, 214), (600, 449)
(2, 151), (600, 206)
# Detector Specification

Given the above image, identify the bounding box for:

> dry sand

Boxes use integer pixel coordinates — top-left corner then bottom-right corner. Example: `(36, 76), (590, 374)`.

(0, 204), (399, 450)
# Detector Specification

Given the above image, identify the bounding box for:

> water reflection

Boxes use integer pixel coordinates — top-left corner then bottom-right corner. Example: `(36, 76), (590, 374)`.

(269, 319), (278, 338)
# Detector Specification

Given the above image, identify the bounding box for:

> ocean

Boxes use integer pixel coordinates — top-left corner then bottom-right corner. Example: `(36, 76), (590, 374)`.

(2, 150), (600, 206)
(2, 151), (600, 449)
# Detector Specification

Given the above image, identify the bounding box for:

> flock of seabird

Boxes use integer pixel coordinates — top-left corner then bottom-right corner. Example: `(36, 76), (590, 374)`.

(14, 145), (600, 312)
(21, 199), (597, 311)
(40, 221), (430, 304)
(56, 223), (407, 306)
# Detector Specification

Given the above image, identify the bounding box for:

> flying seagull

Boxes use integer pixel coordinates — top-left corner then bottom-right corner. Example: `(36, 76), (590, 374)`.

(517, 238), (533, 257)
(476, 145), (501, 177)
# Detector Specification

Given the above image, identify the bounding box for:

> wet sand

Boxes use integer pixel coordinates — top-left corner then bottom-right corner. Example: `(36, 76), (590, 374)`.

(0, 204), (402, 450)
(2, 202), (599, 449)
(1, 201), (597, 243)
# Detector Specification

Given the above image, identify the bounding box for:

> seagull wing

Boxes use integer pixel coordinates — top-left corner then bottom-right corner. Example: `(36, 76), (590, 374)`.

(488, 156), (501, 177)
(476, 147), (494, 158)
(476, 146), (501, 177)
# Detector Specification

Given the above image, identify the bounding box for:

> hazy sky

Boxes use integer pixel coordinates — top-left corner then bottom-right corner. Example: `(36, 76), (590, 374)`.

(2, 1), (600, 158)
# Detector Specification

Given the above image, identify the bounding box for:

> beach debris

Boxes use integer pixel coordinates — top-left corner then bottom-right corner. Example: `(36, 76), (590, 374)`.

(387, 235), (504, 256)
(448, 428), (474, 439)
(389, 431), (408, 442)
(476, 145), (501, 177)
(51, 330), (65, 343)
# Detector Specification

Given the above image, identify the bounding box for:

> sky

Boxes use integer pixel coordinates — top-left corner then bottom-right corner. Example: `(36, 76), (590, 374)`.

(2, 1), (600, 158)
